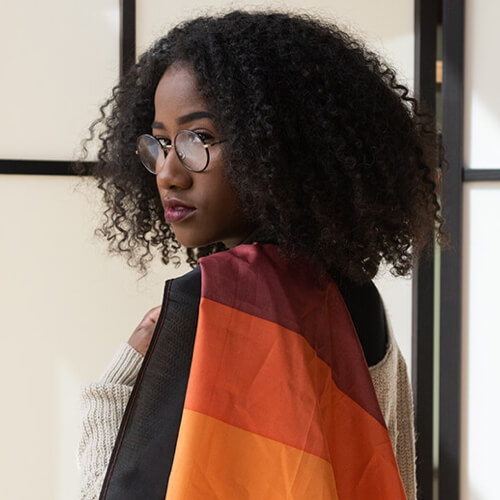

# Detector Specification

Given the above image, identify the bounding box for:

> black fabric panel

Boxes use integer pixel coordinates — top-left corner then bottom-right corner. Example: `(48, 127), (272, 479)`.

(335, 277), (388, 367)
(100, 267), (201, 500)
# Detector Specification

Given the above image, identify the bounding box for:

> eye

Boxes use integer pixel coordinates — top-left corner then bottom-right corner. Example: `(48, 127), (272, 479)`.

(194, 131), (214, 142)
(156, 137), (171, 147)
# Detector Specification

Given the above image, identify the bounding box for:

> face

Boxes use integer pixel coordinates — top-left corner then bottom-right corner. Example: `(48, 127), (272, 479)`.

(152, 63), (255, 249)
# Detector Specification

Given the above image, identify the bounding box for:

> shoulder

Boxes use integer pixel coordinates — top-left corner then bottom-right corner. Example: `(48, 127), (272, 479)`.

(368, 326), (398, 380)
(170, 265), (201, 295)
(168, 266), (201, 308)
(368, 320), (416, 500)
(368, 322), (411, 426)
(335, 277), (388, 366)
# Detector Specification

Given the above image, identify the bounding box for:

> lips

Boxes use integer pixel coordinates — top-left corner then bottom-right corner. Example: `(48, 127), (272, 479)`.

(163, 198), (196, 223)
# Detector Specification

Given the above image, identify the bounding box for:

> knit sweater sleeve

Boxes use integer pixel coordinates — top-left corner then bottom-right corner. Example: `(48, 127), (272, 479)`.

(369, 325), (417, 500)
(78, 343), (144, 500)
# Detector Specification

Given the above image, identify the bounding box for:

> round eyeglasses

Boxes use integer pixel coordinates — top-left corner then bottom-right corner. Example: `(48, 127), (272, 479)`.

(136, 130), (225, 174)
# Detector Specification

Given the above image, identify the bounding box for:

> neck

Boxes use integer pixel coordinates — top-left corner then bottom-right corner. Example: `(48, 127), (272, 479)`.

(224, 227), (266, 248)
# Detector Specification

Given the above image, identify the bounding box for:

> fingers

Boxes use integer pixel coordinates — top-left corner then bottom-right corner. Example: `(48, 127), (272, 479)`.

(128, 305), (162, 356)
(140, 305), (162, 327)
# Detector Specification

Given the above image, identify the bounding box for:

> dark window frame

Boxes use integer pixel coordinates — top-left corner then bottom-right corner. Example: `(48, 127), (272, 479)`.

(412, 3), (438, 499)
(0, 0), (136, 176)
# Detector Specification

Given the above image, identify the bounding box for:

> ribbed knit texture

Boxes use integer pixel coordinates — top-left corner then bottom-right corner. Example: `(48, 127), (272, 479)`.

(99, 343), (144, 386)
(78, 335), (416, 500)
(369, 324), (417, 500)
(78, 343), (143, 500)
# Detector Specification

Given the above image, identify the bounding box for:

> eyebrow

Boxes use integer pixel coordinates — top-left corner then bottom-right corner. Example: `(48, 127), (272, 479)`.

(151, 111), (215, 129)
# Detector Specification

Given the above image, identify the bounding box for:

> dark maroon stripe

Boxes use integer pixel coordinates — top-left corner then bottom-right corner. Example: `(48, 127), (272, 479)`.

(199, 243), (385, 426)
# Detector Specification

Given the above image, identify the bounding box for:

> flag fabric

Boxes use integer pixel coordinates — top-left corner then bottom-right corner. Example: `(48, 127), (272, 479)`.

(100, 243), (406, 499)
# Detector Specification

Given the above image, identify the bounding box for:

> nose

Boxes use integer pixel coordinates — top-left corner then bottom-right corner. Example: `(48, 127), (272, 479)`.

(155, 149), (192, 191)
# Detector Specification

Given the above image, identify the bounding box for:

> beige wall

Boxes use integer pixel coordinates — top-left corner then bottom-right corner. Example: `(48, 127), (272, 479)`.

(0, 176), (191, 499)
(0, 2), (415, 498)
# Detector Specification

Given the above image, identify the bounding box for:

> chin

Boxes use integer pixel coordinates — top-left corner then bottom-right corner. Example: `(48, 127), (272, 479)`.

(174, 228), (250, 250)
(174, 233), (218, 249)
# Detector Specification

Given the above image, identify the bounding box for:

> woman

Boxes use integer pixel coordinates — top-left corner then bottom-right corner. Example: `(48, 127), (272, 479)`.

(78, 10), (444, 500)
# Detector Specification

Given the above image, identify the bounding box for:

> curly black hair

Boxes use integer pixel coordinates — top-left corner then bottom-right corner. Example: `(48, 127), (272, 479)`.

(78, 10), (445, 283)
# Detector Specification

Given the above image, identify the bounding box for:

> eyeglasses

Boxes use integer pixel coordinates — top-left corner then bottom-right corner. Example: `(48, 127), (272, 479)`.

(136, 130), (225, 174)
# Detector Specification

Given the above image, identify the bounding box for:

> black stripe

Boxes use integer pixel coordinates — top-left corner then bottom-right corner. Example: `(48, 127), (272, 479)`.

(100, 268), (201, 500)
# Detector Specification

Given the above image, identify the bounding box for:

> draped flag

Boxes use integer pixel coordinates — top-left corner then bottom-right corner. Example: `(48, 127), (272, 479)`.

(100, 243), (406, 499)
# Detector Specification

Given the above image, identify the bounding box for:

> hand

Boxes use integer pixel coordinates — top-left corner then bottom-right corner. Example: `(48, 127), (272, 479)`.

(128, 305), (162, 356)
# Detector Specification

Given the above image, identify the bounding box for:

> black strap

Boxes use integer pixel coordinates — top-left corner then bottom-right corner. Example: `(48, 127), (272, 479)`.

(335, 277), (388, 366)
(99, 267), (201, 500)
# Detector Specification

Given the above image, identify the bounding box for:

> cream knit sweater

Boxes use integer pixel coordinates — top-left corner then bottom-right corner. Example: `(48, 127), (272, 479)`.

(78, 328), (416, 500)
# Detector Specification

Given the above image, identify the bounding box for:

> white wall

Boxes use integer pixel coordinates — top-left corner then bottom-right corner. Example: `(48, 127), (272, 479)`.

(137, 0), (414, 85)
(462, 184), (500, 500)
(0, 0), (120, 161)
(0, 1), (415, 498)
(0, 176), (190, 500)
(463, 1), (500, 170)
(461, 2), (500, 498)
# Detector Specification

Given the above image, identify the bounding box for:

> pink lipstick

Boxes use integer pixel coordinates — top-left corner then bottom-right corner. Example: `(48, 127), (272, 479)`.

(163, 198), (196, 223)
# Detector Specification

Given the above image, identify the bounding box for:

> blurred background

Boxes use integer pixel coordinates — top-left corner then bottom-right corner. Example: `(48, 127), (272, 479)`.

(0, 1), (498, 499)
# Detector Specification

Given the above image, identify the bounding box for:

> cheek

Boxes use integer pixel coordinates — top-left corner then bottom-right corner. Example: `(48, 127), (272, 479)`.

(207, 175), (244, 219)
(197, 173), (250, 239)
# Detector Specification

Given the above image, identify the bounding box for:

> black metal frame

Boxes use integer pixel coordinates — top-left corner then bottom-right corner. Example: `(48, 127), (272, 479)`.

(439, 3), (500, 499)
(120, 0), (136, 80)
(0, 0), (136, 175)
(439, 0), (464, 498)
(414, 2), (500, 498)
(0, 159), (78, 176)
(412, 2), (438, 499)
(463, 168), (500, 181)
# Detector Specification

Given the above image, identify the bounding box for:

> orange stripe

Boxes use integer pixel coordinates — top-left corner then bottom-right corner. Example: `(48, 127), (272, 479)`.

(166, 409), (339, 500)
(184, 298), (406, 498)
(185, 297), (332, 460)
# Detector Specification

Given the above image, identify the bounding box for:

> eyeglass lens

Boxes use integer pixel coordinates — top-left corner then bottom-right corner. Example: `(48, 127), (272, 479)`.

(175, 132), (207, 171)
(137, 131), (208, 173)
